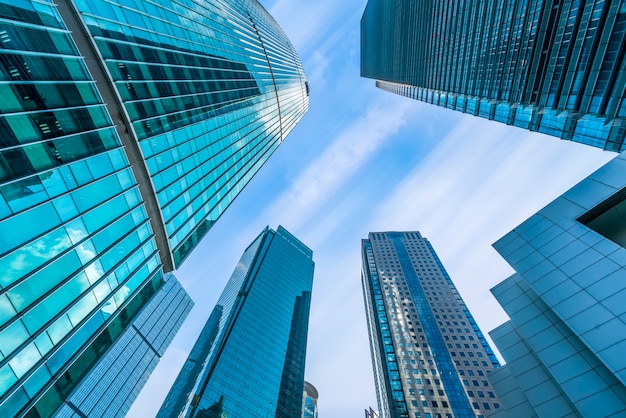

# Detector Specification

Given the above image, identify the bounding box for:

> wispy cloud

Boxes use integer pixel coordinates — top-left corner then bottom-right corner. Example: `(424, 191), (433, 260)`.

(368, 114), (615, 334)
(257, 96), (418, 233)
(266, 0), (362, 87)
(267, 0), (360, 55)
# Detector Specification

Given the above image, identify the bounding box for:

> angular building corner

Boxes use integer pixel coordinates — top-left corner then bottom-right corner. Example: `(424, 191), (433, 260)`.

(0, 0), (308, 416)
(361, 0), (626, 151)
(487, 151), (626, 417)
(361, 232), (501, 418)
(157, 226), (314, 418)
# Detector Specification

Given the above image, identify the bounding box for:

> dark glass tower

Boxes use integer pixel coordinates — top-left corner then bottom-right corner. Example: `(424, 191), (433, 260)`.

(361, 232), (501, 418)
(361, 0), (626, 151)
(157, 226), (314, 418)
(0, 0), (307, 416)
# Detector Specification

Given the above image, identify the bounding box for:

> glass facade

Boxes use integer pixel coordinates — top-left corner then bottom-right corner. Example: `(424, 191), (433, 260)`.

(71, 0), (309, 268)
(361, 0), (626, 151)
(53, 273), (193, 418)
(488, 151), (626, 417)
(0, 0), (306, 416)
(361, 232), (501, 418)
(0, 2), (166, 417)
(157, 226), (314, 418)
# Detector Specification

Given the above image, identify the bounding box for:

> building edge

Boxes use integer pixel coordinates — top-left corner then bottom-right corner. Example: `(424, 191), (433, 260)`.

(56, 0), (174, 271)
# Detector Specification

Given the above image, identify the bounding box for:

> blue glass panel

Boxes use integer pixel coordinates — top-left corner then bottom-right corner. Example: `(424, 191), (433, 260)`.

(0, 203), (60, 255)
(0, 227), (71, 288)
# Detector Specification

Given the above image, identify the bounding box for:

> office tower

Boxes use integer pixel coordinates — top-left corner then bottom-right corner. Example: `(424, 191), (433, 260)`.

(0, 0), (307, 416)
(361, 0), (626, 151)
(487, 151), (626, 417)
(158, 226), (314, 418)
(303, 381), (319, 418)
(361, 232), (501, 418)
(54, 273), (193, 418)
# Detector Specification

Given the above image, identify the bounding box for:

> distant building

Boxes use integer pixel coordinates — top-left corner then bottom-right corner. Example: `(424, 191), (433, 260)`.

(365, 407), (379, 418)
(303, 381), (319, 418)
(361, 232), (501, 418)
(0, 0), (307, 416)
(488, 151), (626, 417)
(361, 0), (626, 151)
(158, 226), (314, 418)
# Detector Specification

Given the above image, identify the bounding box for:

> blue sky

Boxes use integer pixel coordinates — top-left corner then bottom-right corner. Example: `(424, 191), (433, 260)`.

(129, 1), (615, 416)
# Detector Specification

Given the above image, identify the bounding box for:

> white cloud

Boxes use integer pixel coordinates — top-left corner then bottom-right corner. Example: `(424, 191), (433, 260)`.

(267, 1), (359, 55)
(368, 114), (615, 340)
(258, 96), (418, 233)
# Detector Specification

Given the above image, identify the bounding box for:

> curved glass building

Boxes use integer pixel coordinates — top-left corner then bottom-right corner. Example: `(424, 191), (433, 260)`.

(361, 0), (626, 151)
(0, 0), (308, 416)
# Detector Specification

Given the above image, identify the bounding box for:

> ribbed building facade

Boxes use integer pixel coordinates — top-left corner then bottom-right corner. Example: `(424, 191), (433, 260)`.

(157, 226), (314, 418)
(487, 151), (626, 417)
(361, 232), (501, 418)
(361, 0), (626, 151)
(53, 273), (193, 418)
(0, 0), (307, 416)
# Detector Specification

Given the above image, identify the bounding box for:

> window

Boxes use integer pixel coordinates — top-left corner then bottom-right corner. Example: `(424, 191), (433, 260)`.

(578, 187), (626, 247)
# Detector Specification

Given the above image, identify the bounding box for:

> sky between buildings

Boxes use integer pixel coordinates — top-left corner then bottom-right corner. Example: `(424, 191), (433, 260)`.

(129, 0), (616, 416)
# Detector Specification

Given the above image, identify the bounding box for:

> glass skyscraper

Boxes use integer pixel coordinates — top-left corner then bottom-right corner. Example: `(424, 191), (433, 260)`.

(0, 0), (307, 416)
(487, 151), (626, 417)
(157, 226), (314, 418)
(53, 273), (193, 418)
(361, 232), (501, 418)
(361, 0), (626, 151)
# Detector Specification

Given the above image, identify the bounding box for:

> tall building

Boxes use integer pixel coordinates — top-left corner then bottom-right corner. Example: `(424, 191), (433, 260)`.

(157, 226), (314, 418)
(303, 381), (319, 418)
(0, 0), (307, 416)
(487, 151), (626, 417)
(361, 0), (626, 151)
(361, 232), (501, 418)
(53, 273), (193, 418)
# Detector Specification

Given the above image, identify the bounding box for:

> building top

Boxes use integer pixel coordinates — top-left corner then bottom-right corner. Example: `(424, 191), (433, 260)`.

(158, 225), (314, 418)
(304, 381), (319, 399)
(70, 0), (309, 270)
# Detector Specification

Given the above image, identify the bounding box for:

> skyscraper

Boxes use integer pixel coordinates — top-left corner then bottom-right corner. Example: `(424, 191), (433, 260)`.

(0, 0), (307, 416)
(53, 273), (193, 418)
(361, 232), (501, 418)
(157, 226), (314, 418)
(361, 0), (626, 151)
(303, 381), (319, 418)
(487, 151), (626, 417)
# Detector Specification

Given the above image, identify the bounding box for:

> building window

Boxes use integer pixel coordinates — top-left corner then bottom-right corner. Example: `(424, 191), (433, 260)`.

(578, 187), (626, 247)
